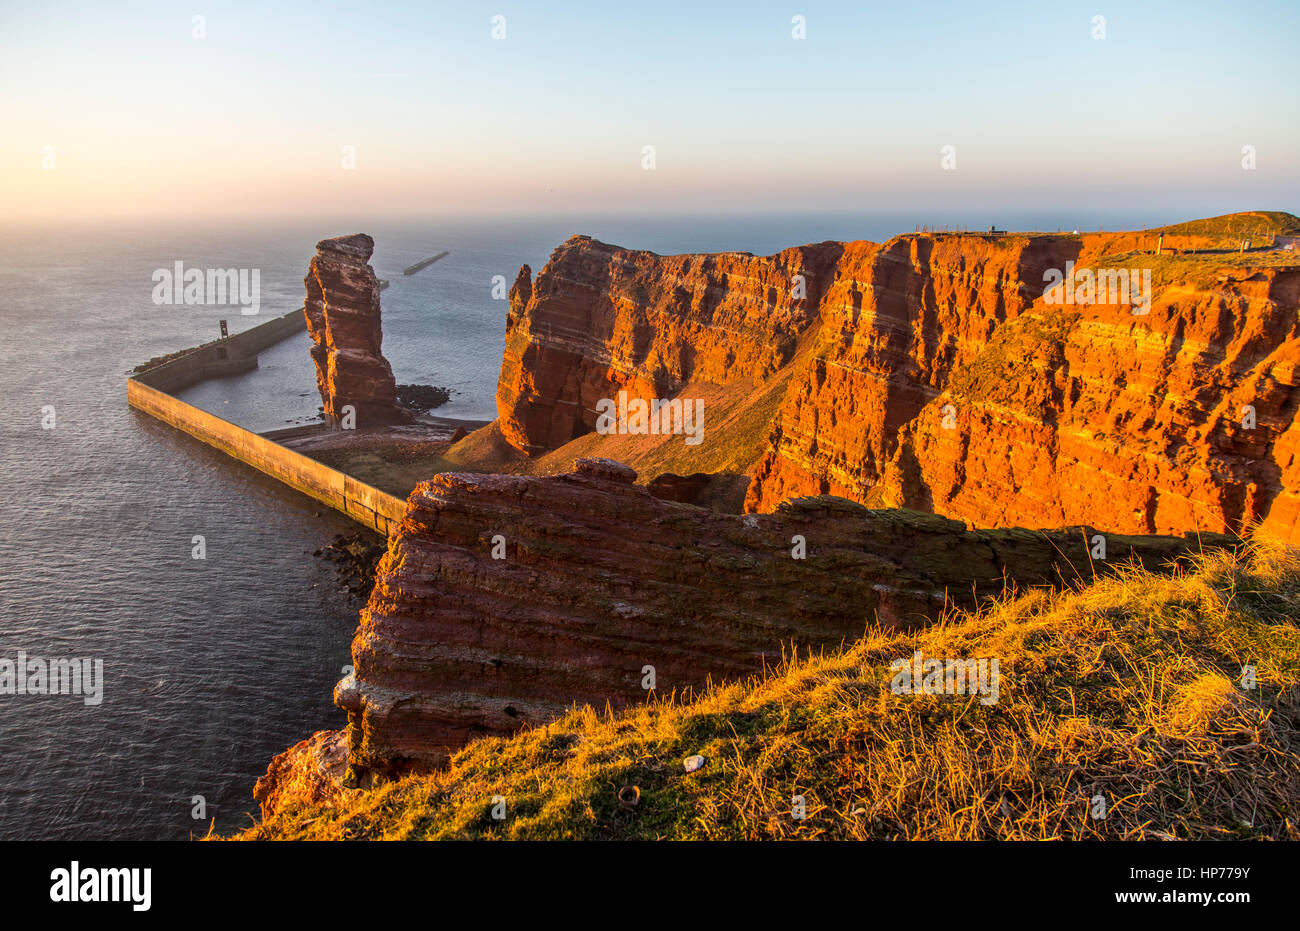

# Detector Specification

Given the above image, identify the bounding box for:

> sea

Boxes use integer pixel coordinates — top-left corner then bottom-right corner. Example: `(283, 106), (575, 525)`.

(0, 208), (1181, 839)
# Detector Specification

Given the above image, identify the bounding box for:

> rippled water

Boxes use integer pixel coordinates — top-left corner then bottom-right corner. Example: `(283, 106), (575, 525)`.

(0, 209), (1165, 839)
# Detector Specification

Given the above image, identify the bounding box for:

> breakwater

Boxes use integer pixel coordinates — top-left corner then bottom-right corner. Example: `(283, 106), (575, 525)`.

(402, 251), (449, 276)
(128, 310), (406, 534)
(131, 310), (306, 393)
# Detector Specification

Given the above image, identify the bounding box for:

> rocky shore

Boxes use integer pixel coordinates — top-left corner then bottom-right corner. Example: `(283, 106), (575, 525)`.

(312, 531), (386, 599)
(396, 383), (452, 413)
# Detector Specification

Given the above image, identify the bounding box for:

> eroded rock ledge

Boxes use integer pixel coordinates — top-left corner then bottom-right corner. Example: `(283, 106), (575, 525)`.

(324, 457), (1229, 783)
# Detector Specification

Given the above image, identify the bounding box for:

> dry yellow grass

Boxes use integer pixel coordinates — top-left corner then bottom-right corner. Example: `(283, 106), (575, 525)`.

(235, 540), (1300, 841)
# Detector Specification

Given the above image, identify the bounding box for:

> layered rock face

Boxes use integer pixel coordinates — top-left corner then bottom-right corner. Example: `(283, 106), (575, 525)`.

(883, 266), (1300, 539)
(304, 233), (401, 426)
(336, 457), (1227, 774)
(495, 235), (844, 454)
(492, 229), (1299, 541)
(746, 234), (1076, 510)
(750, 246), (1300, 542)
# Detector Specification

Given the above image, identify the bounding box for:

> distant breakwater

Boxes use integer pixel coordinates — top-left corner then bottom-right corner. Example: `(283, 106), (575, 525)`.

(127, 310), (406, 535)
(402, 251), (449, 276)
(131, 310), (305, 394)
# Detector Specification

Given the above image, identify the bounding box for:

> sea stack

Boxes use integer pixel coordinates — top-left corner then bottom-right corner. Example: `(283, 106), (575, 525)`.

(304, 233), (402, 427)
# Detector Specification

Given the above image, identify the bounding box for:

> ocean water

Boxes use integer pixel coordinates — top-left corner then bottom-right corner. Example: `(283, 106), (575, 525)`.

(0, 209), (1183, 840)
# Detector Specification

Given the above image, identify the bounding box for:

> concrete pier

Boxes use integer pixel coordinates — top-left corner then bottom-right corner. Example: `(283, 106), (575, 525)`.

(128, 309), (406, 534)
(132, 310), (306, 393)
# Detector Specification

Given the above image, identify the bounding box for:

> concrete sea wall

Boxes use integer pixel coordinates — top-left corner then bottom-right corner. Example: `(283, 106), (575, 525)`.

(128, 311), (406, 534)
(133, 310), (307, 394)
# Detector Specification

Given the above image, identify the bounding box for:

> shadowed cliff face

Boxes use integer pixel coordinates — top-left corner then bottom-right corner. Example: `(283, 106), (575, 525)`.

(334, 457), (1229, 774)
(491, 231), (1300, 542)
(303, 233), (402, 427)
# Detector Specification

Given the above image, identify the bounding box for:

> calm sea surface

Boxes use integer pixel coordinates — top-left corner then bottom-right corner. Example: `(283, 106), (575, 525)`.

(0, 209), (1177, 839)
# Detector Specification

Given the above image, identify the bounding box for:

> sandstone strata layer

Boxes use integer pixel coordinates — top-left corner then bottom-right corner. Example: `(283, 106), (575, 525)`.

(750, 242), (1300, 543)
(304, 233), (402, 426)
(334, 457), (1228, 775)
(496, 236), (843, 454)
(492, 229), (1299, 541)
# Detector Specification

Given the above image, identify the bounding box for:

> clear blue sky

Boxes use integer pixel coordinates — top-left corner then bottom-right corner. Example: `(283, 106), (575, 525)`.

(1, 0), (1296, 219)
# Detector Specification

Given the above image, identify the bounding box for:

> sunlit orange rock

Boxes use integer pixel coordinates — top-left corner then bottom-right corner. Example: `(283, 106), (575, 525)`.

(304, 233), (403, 427)
(751, 238), (1300, 543)
(495, 235), (843, 454)
(331, 457), (1227, 774)
(492, 226), (1299, 541)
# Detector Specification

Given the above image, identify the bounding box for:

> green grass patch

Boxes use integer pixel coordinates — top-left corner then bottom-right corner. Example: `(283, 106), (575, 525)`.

(1158, 210), (1300, 238)
(234, 540), (1300, 841)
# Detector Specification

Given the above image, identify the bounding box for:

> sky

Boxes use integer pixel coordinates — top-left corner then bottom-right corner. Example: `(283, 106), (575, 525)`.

(1, 0), (1297, 221)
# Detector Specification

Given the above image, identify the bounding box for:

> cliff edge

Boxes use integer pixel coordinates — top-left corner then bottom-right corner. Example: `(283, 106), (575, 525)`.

(478, 215), (1300, 541)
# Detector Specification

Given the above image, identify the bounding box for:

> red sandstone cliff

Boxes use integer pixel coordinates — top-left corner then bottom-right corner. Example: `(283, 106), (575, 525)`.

(496, 235), (843, 454)
(749, 239), (1300, 543)
(487, 221), (1300, 542)
(304, 233), (402, 427)
(252, 216), (1297, 817)
(333, 457), (1226, 775)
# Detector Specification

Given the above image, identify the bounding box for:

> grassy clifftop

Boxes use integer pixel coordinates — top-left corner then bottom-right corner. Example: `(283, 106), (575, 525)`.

(236, 542), (1300, 841)
(1158, 210), (1300, 238)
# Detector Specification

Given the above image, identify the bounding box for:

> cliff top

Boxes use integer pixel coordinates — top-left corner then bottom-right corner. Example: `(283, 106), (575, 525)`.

(234, 540), (1300, 841)
(315, 232), (375, 262)
(550, 232), (852, 261)
(1158, 210), (1300, 237)
(552, 211), (1298, 261)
